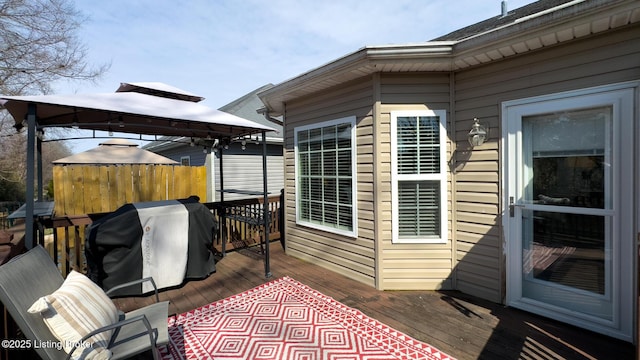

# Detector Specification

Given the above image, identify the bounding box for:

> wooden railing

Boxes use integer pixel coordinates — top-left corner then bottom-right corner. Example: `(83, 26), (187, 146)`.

(29, 194), (283, 276)
(0, 211), (8, 230)
(205, 193), (282, 256)
(0, 202), (22, 230)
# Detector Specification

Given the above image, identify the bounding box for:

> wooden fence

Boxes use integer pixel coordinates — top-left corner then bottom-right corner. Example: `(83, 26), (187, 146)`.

(53, 164), (207, 215)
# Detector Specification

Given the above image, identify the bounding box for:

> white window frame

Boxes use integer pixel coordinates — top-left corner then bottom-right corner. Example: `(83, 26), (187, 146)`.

(391, 110), (448, 244)
(180, 156), (191, 166)
(294, 116), (358, 237)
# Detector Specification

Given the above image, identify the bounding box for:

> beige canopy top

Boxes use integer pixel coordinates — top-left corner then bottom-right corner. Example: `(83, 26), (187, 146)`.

(53, 138), (178, 165)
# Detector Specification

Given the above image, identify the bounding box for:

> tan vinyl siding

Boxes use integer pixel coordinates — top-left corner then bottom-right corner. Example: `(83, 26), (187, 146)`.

(283, 77), (377, 287)
(377, 73), (454, 290)
(453, 24), (640, 303)
(278, 22), (639, 298)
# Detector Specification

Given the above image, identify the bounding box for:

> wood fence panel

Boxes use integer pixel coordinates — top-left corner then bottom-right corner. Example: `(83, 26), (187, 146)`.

(99, 166), (111, 212)
(53, 165), (207, 215)
(166, 166), (175, 200)
(194, 166), (207, 200)
(85, 166), (101, 214)
(71, 166), (84, 215)
(153, 165), (165, 200)
(173, 166), (189, 199)
(123, 165), (134, 204)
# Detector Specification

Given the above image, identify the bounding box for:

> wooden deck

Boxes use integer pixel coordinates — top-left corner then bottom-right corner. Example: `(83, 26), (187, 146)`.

(111, 243), (634, 360)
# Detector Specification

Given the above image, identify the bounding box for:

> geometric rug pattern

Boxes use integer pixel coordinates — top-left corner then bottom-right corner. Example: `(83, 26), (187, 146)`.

(160, 276), (456, 359)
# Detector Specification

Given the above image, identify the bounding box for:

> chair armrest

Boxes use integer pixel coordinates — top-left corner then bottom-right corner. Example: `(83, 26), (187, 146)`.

(65, 314), (158, 360)
(106, 277), (160, 302)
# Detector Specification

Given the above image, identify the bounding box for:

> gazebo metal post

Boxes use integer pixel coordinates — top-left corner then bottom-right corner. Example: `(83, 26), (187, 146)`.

(219, 144), (225, 256)
(262, 130), (271, 278)
(24, 103), (36, 249)
(36, 134), (43, 202)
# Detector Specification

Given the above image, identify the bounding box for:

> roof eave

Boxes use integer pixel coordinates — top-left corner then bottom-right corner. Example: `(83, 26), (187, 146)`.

(258, 43), (455, 116)
(259, 0), (640, 115)
(451, 0), (636, 68)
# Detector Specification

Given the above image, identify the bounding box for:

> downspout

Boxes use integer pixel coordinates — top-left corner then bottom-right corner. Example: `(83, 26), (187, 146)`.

(25, 103), (36, 249)
(372, 73), (382, 290)
(449, 72), (458, 289)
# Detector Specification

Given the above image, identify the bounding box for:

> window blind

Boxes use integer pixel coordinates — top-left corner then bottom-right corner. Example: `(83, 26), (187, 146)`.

(296, 119), (354, 233)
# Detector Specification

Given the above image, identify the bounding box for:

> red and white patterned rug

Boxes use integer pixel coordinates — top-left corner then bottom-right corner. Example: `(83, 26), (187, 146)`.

(160, 276), (455, 360)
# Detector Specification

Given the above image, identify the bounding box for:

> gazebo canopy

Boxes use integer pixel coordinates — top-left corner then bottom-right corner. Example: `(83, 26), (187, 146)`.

(0, 83), (276, 279)
(53, 138), (178, 165)
(0, 86), (274, 140)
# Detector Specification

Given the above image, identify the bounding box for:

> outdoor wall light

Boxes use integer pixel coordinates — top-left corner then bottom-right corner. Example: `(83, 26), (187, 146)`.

(468, 118), (487, 147)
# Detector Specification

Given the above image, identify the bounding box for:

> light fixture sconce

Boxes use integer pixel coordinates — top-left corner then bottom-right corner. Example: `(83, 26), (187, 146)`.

(468, 118), (487, 147)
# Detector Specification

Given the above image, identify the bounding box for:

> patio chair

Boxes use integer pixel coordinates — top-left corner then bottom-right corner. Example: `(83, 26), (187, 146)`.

(0, 245), (169, 360)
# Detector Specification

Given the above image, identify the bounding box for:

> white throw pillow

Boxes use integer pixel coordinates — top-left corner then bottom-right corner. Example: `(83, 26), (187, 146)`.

(28, 270), (119, 359)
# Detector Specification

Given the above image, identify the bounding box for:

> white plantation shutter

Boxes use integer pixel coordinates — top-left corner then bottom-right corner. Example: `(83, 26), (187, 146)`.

(398, 181), (440, 237)
(295, 117), (357, 236)
(392, 111), (447, 243)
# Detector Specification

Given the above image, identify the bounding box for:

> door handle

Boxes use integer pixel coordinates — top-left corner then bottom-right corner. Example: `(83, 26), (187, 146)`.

(509, 197), (515, 217)
(509, 196), (521, 217)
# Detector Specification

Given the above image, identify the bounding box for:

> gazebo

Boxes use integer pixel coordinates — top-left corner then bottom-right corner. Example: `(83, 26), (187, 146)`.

(0, 82), (277, 277)
(52, 138), (178, 165)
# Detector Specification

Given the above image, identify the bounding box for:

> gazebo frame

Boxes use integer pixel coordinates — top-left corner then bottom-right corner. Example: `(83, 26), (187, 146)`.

(1, 83), (276, 277)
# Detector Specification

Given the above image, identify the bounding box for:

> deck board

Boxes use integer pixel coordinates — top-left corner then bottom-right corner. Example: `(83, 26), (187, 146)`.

(113, 244), (634, 360)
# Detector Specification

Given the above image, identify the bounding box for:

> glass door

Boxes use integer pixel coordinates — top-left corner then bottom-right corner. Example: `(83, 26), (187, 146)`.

(519, 108), (613, 318)
(504, 86), (634, 342)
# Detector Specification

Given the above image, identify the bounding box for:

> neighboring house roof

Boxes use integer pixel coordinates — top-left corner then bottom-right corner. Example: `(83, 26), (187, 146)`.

(259, 0), (639, 115)
(145, 84), (282, 152)
(218, 84), (281, 135)
(53, 138), (178, 165)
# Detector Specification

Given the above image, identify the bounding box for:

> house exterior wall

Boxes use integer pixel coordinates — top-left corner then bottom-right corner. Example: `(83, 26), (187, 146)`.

(377, 73), (454, 290)
(283, 77), (377, 287)
(453, 23), (640, 303)
(157, 145), (208, 166)
(280, 22), (639, 300)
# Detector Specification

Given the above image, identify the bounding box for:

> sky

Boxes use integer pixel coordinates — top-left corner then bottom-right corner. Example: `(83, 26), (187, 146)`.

(58, 0), (537, 153)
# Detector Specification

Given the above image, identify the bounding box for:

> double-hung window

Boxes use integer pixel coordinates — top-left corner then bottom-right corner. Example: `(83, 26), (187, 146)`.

(295, 116), (357, 237)
(391, 110), (447, 243)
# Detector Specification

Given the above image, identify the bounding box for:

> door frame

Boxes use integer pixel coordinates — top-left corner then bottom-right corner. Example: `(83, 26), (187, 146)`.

(501, 81), (638, 343)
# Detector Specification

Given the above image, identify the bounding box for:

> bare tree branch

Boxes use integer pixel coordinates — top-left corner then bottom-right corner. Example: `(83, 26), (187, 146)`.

(0, 0), (108, 200)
